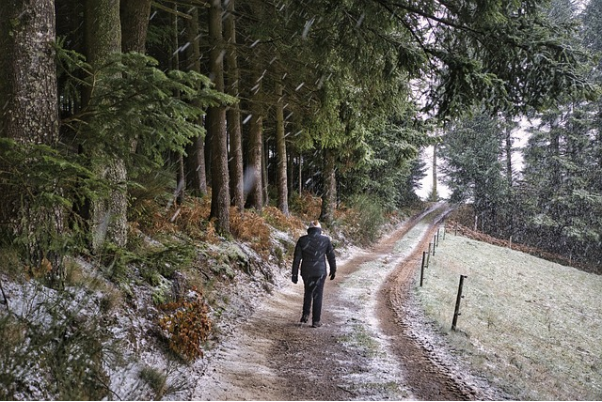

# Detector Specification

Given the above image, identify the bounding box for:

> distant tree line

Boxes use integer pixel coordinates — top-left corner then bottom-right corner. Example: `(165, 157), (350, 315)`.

(439, 0), (602, 271)
(0, 0), (593, 284)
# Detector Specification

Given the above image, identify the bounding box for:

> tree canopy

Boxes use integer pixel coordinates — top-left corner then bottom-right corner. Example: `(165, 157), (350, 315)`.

(0, 0), (597, 276)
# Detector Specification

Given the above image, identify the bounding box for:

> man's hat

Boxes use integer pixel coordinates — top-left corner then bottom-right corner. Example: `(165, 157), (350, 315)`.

(309, 220), (321, 229)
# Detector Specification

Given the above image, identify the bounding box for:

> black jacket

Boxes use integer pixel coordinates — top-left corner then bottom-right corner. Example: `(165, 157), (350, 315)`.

(292, 227), (336, 278)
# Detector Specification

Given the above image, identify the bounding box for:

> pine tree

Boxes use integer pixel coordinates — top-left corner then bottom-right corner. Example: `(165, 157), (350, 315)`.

(0, 0), (65, 284)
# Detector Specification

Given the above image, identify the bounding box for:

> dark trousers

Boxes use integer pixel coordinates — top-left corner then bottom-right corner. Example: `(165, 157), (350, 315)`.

(302, 275), (326, 323)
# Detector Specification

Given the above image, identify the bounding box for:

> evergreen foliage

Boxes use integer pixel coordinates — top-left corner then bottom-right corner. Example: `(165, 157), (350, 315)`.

(439, 109), (517, 237)
(436, 0), (602, 269)
(2, 0), (602, 397)
(57, 49), (235, 175)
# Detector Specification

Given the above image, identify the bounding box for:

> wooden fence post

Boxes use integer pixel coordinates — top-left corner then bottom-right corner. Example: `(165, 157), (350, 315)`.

(451, 275), (468, 331)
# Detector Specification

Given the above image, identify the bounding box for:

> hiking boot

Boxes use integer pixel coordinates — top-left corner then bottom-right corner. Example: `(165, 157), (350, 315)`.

(312, 321), (322, 328)
(300, 314), (309, 323)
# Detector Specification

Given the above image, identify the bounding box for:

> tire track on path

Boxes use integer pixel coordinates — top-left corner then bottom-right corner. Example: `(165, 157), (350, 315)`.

(191, 204), (476, 401)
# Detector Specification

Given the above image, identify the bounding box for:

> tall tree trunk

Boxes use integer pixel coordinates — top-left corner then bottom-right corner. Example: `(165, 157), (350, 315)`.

(185, 134), (208, 197)
(184, 8), (208, 197)
(120, 0), (151, 53)
(0, 1), (59, 144)
(0, 0), (64, 284)
(298, 154), (303, 196)
(429, 144), (439, 201)
(85, 0), (128, 251)
(550, 124), (561, 188)
(320, 148), (336, 224)
(505, 123), (513, 188)
(246, 87), (264, 211)
(246, 59), (265, 212)
(183, 8), (208, 197)
(225, 0), (244, 212)
(208, 0), (230, 234)
(263, 139), (269, 206)
(275, 82), (289, 215)
(170, 4), (186, 205)
(287, 152), (294, 198)
(120, 0), (150, 157)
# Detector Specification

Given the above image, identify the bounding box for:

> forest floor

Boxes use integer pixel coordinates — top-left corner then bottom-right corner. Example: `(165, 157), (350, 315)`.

(184, 204), (507, 401)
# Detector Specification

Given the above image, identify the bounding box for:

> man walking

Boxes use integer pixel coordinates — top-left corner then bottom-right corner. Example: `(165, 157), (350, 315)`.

(291, 220), (336, 328)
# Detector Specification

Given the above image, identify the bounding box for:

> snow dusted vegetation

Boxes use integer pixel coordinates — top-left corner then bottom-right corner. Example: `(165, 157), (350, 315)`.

(2, 208), (601, 400)
(416, 229), (602, 400)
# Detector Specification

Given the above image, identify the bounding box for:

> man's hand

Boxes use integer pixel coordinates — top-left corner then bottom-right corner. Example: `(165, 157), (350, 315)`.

(329, 272), (335, 280)
(292, 275), (298, 284)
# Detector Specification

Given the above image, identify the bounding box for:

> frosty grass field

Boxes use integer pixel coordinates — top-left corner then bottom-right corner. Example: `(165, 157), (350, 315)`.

(415, 231), (602, 400)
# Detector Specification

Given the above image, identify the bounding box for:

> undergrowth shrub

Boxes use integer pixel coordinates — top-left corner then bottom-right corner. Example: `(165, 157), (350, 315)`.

(289, 191), (322, 222)
(172, 197), (213, 240)
(158, 289), (211, 361)
(339, 194), (385, 245)
(229, 209), (271, 259)
(0, 283), (116, 400)
(262, 206), (305, 233)
(98, 242), (138, 281)
(144, 243), (196, 279)
(139, 366), (168, 399)
(0, 315), (26, 400)
(0, 245), (23, 279)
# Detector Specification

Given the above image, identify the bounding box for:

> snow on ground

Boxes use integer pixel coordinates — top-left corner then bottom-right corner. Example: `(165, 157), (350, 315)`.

(9, 210), (592, 401)
(416, 231), (602, 400)
(181, 217), (475, 401)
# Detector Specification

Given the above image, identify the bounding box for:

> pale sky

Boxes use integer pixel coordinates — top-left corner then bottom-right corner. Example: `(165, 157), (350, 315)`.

(416, 119), (533, 201)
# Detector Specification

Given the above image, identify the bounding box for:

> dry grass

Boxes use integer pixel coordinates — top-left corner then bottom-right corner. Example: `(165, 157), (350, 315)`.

(415, 230), (602, 400)
(229, 208), (272, 259)
(262, 206), (305, 233)
(290, 191), (322, 223)
(158, 289), (212, 361)
(138, 195), (313, 260)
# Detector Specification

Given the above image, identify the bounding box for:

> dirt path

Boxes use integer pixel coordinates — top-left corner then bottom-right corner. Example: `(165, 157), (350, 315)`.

(190, 204), (492, 400)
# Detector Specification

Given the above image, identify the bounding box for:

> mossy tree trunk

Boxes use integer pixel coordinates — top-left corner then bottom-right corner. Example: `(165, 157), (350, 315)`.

(275, 81), (289, 215)
(0, 0), (65, 284)
(207, 0), (230, 235)
(120, 0), (151, 54)
(225, 0), (244, 212)
(184, 7), (208, 197)
(246, 64), (265, 213)
(320, 148), (336, 225)
(85, 0), (128, 251)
